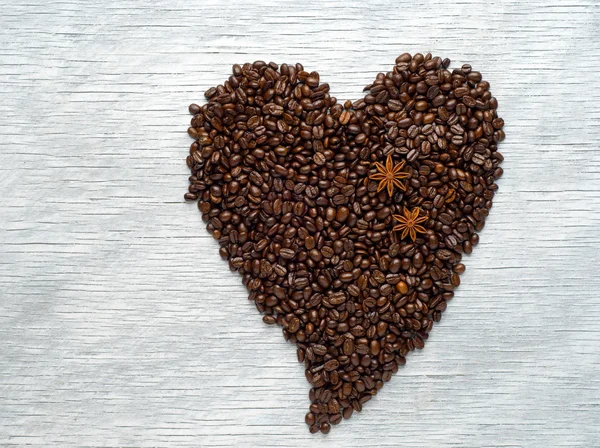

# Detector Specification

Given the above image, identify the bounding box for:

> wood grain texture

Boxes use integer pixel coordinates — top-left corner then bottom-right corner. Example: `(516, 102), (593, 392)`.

(1, 0), (599, 446)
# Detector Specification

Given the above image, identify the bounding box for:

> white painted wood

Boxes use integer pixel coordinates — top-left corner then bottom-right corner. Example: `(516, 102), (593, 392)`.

(1, 0), (599, 446)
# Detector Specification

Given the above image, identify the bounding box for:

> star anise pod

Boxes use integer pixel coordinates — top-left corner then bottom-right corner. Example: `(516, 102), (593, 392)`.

(369, 154), (410, 196)
(393, 207), (427, 241)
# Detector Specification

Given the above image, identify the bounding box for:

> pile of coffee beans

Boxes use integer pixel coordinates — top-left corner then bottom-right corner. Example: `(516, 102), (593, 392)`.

(185, 53), (504, 433)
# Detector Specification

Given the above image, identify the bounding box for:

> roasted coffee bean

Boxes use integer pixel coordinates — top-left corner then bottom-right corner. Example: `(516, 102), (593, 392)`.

(280, 248), (296, 259)
(186, 53), (504, 434)
(313, 344), (327, 356)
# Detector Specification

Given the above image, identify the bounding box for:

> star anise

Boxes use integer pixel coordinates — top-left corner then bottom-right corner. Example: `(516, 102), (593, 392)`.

(393, 207), (427, 241)
(369, 154), (410, 196)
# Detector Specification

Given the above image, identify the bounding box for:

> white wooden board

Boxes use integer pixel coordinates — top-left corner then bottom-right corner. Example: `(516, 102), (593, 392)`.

(1, 0), (599, 446)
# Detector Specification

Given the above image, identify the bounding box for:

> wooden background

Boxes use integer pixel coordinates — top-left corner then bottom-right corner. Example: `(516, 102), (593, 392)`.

(1, 0), (599, 446)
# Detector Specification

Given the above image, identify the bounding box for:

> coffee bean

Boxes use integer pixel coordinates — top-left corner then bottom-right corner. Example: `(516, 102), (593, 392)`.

(339, 110), (352, 125)
(280, 248), (296, 260)
(324, 359), (340, 371)
(396, 281), (409, 294)
(330, 413), (342, 425)
(309, 345), (324, 357)
(288, 317), (300, 333)
(186, 53), (504, 434)
(321, 246), (334, 258)
(342, 338), (355, 355)
(328, 292), (347, 305)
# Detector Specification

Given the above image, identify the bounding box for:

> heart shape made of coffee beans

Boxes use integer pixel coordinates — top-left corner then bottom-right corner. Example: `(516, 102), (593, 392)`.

(185, 53), (505, 434)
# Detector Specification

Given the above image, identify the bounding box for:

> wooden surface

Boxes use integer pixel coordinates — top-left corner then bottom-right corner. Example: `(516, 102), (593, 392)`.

(1, 0), (600, 446)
